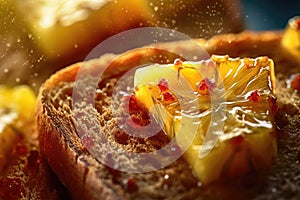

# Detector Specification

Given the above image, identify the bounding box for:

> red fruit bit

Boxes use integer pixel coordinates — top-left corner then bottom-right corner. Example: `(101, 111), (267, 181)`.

(125, 177), (138, 193)
(128, 95), (139, 113)
(197, 78), (216, 95)
(248, 90), (260, 102)
(231, 135), (244, 146)
(289, 74), (300, 91)
(158, 78), (169, 92)
(128, 94), (149, 115)
(162, 91), (175, 102)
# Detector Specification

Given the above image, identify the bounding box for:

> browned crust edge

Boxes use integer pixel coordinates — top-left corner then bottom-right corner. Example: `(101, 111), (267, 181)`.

(35, 57), (118, 200)
(35, 30), (294, 200)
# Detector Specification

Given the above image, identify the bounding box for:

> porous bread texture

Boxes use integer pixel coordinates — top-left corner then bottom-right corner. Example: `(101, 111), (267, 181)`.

(36, 50), (204, 200)
(36, 31), (300, 200)
(0, 120), (68, 199)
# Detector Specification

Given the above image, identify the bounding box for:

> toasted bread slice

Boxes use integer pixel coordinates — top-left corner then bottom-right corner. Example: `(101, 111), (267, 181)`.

(36, 31), (300, 200)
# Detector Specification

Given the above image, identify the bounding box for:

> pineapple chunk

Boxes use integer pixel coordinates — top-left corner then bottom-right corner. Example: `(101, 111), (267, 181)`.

(0, 85), (36, 172)
(282, 16), (300, 59)
(14, 0), (154, 60)
(134, 55), (277, 184)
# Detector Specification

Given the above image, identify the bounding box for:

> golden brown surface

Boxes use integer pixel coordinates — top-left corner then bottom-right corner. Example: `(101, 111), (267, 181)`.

(36, 30), (300, 199)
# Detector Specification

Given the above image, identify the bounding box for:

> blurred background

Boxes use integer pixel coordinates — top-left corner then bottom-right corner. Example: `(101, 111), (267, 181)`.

(242, 0), (300, 30)
(0, 0), (299, 90)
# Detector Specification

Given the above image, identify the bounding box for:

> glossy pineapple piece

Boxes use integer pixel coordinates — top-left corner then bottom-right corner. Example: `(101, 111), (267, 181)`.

(0, 85), (36, 172)
(134, 55), (277, 184)
(282, 16), (300, 58)
(15, 0), (153, 60)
